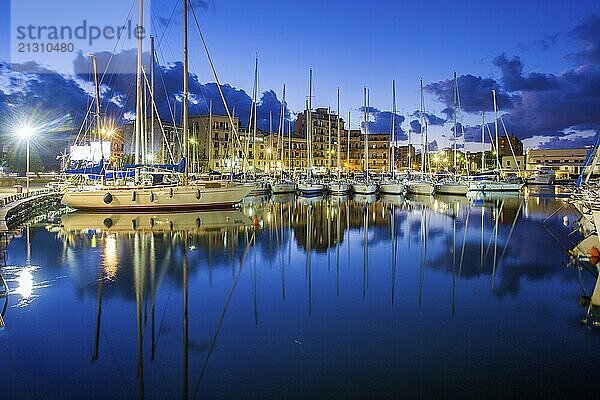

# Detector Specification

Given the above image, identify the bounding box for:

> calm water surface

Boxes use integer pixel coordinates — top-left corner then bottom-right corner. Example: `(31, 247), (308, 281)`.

(1, 189), (599, 399)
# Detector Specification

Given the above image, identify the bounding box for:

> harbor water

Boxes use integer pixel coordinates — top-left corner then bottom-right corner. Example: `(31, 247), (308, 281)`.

(0, 189), (598, 399)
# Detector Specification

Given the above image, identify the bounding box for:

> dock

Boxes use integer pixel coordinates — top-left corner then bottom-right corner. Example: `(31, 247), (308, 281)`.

(0, 189), (62, 232)
(0, 275), (7, 330)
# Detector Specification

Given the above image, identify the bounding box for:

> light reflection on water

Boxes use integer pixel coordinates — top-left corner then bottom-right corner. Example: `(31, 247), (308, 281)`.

(0, 192), (598, 399)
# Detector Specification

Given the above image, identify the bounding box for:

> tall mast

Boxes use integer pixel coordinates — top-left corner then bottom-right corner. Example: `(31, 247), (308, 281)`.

(391, 80), (396, 174)
(492, 89), (500, 170)
(363, 87), (368, 176)
(347, 110), (351, 172)
(307, 69), (313, 178)
(182, 0), (189, 185)
(453, 71), (458, 172)
(135, 0), (144, 166)
(288, 120), (292, 176)
(208, 99), (213, 171)
(327, 107), (332, 174)
(420, 79), (425, 175)
(89, 55), (104, 161)
(280, 84), (286, 174)
(269, 110), (273, 175)
(253, 56), (258, 179)
(150, 36), (155, 162)
(337, 87), (341, 178)
(142, 66), (147, 164)
(481, 111), (485, 172)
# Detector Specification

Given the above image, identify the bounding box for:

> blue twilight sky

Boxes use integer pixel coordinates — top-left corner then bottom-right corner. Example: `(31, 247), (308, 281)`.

(1, 0), (600, 151)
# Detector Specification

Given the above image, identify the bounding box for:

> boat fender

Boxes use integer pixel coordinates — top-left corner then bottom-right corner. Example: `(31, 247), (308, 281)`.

(150, 192), (155, 203)
(103, 192), (113, 204)
(103, 218), (113, 229)
(132, 191), (136, 201)
(149, 217), (154, 227)
(196, 189), (202, 200)
(132, 219), (137, 230)
(196, 217), (201, 227)
(591, 246), (600, 265)
(170, 188), (174, 198)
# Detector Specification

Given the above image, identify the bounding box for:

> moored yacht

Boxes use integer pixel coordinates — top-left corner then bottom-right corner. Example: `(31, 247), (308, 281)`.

(328, 181), (351, 194)
(62, 0), (254, 211)
(297, 180), (325, 195)
(435, 180), (469, 195)
(468, 178), (524, 192)
(527, 166), (556, 185)
(352, 181), (378, 194)
(405, 180), (435, 195)
(62, 181), (256, 211)
(379, 180), (405, 194)
(271, 180), (296, 194)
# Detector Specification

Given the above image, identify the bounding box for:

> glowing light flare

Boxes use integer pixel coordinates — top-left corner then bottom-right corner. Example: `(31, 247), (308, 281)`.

(17, 125), (35, 139)
(102, 235), (119, 279)
(16, 267), (34, 299)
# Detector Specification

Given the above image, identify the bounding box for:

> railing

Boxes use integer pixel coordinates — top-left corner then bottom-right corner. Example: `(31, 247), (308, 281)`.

(0, 188), (55, 208)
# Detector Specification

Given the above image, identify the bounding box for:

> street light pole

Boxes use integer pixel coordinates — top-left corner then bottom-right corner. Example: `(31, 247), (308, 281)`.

(26, 136), (30, 196)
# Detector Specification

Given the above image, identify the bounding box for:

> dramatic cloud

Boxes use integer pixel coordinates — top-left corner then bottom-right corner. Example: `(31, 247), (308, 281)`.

(493, 54), (559, 91)
(425, 74), (515, 113)
(426, 15), (600, 143)
(538, 135), (595, 149)
(359, 106), (407, 140)
(72, 50), (291, 132)
(409, 119), (421, 134)
(568, 14), (600, 64)
(410, 110), (446, 126)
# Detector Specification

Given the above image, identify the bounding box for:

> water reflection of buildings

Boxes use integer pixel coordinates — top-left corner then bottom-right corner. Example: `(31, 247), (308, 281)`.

(242, 197), (393, 253)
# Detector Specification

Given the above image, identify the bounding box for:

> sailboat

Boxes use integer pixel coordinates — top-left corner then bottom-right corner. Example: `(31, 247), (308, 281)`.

(352, 87), (378, 194)
(435, 71), (469, 195)
(380, 80), (405, 195)
(298, 69), (325, 196)
(468, 90), (524, 192)
(270, 84), (296, 194)
(247, 56), (270, 196)
(61, 0), (255, 211)
(406, 79), (435, 196)
(328, 88), (351, 195)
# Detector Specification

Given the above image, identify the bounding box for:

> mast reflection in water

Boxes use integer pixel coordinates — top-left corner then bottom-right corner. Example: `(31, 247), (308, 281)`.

(0, 194), (598, 399)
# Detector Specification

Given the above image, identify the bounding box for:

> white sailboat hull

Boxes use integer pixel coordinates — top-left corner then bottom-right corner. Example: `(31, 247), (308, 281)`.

(468, 180), (524, 192)
(61, 183), (256, 211)
(405, 181), (435, 195)
(435, 182), (469, 195)
(297, 182), (325, 195)
(328, 182), (351, 194)
(352, 183), (378, 194)
(271, 182), (296, 194)
(379, 182), (405, 194)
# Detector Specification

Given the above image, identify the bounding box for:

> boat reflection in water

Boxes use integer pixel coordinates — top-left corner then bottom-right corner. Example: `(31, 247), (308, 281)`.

(2, 193), (599, 399)
(60, 209), (252, 233)
(58, 209), (255, 400)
